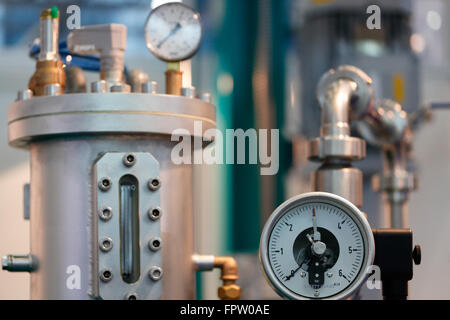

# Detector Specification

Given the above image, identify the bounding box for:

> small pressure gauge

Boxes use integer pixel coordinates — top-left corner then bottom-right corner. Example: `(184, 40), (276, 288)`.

(144, 2), (202, 62)
(260, 192), (374, 300)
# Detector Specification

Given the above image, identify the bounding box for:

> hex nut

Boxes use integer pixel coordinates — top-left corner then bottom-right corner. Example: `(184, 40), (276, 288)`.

(218, 284), (241, 300)
(100, 269), (113, 282)
(148, 207), (162, 221)
(148, 237), (162, 251)
(148, 177), (161, 191)
(110, 84), (131, 93)
(141, 81), (158, 94)
(91, 80), (108, 93)
(17, 89), (33, 101)
(125, 292), (138, 300)
(123, 153), (136, 167)
(99, 206), (113, 221)
(99, 237), (113, 252)
(148, 266), (163, 281)
(99, 177), (112, 191)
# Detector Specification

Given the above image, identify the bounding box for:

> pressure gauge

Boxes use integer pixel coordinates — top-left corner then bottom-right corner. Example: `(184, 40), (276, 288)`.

(260, 192), (374, 300)
(144, 2), (202, 62)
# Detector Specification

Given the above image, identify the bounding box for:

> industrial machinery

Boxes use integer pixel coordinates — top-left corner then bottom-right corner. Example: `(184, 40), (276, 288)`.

(0, 1), (442, 302)
(286, 0), (420, 229)
(260, 66), (421, 300)
(2, 4), (241, 300)
(357, 99), (417, 228)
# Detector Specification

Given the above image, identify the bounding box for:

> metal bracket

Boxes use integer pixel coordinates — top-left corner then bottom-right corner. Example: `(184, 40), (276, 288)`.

(93, 152), (162, 300)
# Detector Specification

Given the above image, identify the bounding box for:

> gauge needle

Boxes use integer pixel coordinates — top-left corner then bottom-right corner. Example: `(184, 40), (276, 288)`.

(285, 254), (310, 281)
(285, 265), (301, 281)
(157, 22), (182, 48)
(312, 208), (321, 241)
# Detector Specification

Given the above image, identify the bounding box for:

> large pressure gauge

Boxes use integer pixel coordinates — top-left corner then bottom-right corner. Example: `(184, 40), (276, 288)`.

(144, 2), (202, 62)
(260, 192), (375, 300)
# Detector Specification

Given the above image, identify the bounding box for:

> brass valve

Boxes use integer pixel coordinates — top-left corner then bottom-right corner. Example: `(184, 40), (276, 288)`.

(214, 256), (241, 300)
(29, 7), (65, 96)
(29, 60), (66, 96)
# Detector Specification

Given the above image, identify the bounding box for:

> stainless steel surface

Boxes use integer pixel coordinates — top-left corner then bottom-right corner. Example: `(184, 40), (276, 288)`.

(309, 136), (366, 161)
(372, 167), (416, 228)
(6, 90), (215, 299)
(192, 254), (215, 271)
(27, 136), (197, 299)
(259, 192), (375, 300)
(312, 167), (363, 208)
(8, 93), (216, 148)
(39, 13), (58, 61)
(316, 66), (374, 126)
(309, 66), (374, 210)
(67, 24), (127, 85)
(358, 99), (417, 228)
(309, 66), (373, 162)
(95, 152), (162, 300)
(357, 99), (409, 147)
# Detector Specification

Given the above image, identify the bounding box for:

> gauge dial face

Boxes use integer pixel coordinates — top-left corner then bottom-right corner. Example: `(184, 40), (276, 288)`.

(145, 2), (202, 62)
(260, 192), (374, 300)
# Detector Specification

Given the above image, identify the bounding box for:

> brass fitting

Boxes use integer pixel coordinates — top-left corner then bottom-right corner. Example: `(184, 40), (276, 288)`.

(29, 7), (65, 96)
(214, 256), (241, 300)
(165, 70), (182, 95)
(29, 60), (66, 96)
(165, 62), (182, 95)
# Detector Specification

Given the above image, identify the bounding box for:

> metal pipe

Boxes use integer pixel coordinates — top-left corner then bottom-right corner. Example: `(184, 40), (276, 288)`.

(309, 66), (374, 208)
(319, 79), (355, 137)
(193, 255), (241, 300)
(39, 7), (59, 61)
(358, 99), (416, 228)
(2, 254), (37, 272)
(386, 195), (408, 228)
(375, 143), (414, 228)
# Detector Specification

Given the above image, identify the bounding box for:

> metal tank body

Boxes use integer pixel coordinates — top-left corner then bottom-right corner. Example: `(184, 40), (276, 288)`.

(8, 92), (216, 299)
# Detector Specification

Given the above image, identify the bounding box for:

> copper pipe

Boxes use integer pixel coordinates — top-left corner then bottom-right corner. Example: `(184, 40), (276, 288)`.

(213, 256), (241, 300)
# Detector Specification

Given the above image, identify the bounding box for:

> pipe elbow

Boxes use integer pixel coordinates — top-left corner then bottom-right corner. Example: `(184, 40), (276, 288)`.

(214, 256), (239, 282)
(317, 65), (374, 128)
